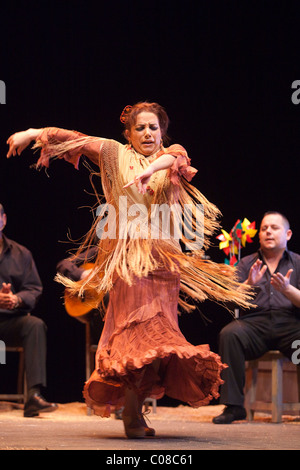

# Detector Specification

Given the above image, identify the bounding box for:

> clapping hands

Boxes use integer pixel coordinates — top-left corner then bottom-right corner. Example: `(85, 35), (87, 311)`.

(247, 259), (293, 294)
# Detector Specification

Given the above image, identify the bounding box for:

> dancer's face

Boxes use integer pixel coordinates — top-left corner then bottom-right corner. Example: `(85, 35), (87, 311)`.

(126, 111), (162, 156)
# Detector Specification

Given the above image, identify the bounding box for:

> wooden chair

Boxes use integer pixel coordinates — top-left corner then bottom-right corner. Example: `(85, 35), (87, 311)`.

(0, 346), (27, 403)
(245, 350), (300, 422)
(144, 397), (157, 413)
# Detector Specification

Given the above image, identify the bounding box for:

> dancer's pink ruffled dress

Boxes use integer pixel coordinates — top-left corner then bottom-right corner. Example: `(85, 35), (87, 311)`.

(84, 268), (225, 417)
(33, 128), (251, 417)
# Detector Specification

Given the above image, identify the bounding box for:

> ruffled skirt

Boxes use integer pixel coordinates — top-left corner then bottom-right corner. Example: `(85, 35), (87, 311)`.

(83, 267), (226, 417)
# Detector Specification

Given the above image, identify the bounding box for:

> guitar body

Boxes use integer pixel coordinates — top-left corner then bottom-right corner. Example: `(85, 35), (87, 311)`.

(64, 263), (104, 322)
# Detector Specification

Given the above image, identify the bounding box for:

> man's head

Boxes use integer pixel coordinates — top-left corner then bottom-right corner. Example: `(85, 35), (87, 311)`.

(259, 211), (292, 254)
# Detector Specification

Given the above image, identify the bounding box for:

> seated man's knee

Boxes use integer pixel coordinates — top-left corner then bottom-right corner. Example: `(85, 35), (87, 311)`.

(218, 321), (244, 354)
(219, 321), (241, 341)
(24, 315), (47, 336)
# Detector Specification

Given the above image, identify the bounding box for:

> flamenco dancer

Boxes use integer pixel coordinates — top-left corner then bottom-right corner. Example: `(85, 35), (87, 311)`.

(7, 102), (252, 438)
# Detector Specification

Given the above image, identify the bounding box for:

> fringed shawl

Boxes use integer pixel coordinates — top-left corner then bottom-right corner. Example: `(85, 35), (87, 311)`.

(33, 128), (253, 312)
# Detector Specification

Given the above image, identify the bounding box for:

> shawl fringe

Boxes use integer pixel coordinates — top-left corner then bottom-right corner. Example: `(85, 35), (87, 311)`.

(34, 133), (254, 314)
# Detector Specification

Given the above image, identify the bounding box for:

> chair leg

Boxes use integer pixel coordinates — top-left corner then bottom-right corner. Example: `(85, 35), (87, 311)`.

(272, 357), (283, 423)
(17, 348), (26, 403)
(144, 398), (157, 413)
(245, 360), (258, 421)
(24, 374), (27, 403)
(297, 366), (300, 403)
(17, 349), (24, 395)
(0, 347), (26, 403)
(85, 323), (91, 381)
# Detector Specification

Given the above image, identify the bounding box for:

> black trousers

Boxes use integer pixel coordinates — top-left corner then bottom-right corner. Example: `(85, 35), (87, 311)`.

(218, 310), (300, 407)
(0, 314), (47, 391)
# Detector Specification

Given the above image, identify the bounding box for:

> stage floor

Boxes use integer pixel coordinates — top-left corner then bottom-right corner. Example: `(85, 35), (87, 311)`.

(0, 402), (299, 451)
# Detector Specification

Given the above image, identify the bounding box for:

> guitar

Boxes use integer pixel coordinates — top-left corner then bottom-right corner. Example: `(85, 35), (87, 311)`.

(64, 263), (104, 321)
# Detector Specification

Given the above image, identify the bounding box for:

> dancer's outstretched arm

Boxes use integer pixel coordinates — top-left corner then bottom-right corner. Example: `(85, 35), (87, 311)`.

(7, 127), (102, 167)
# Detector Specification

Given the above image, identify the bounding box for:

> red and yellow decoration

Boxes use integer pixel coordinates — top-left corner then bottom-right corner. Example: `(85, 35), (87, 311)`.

(216, 218), (257, 266)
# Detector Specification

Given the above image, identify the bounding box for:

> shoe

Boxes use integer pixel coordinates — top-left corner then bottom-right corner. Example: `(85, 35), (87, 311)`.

(140, 412), (155, 437)
(123, 414), (146, 439)
(143, 424), (155, 437)
(122, 389), (155, 438)
(122, 412), (155, 438)
(24, 393), (58, 418)
(212, 405), (247, 424)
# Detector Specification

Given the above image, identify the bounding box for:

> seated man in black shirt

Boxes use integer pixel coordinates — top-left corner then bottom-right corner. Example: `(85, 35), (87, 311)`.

(213, 211), (300, 424)
(0, 203), (57, 417)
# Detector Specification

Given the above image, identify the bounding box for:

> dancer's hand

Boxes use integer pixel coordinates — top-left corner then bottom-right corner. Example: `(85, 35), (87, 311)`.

(7, 128), (41, 158)
(123, 167), (154, 195)
(123, 154), (175, 194)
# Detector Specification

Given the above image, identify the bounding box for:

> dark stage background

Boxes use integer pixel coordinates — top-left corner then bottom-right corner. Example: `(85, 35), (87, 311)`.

(0, 1), (299, 404)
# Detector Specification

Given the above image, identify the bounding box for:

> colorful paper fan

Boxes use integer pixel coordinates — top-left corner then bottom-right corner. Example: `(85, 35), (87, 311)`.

(216, 229), (232, 256)
(241, 218), (257, 247)
(217, 218), (257, 265)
